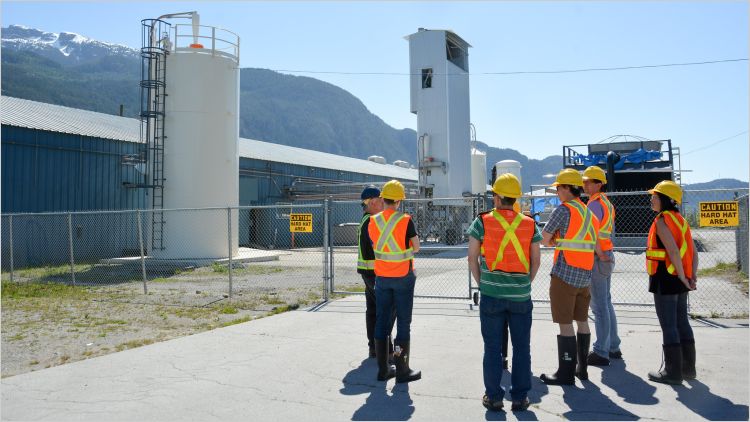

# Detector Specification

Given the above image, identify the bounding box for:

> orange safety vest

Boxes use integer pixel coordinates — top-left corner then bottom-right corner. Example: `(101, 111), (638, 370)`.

(589, 192), (615, 252)
(368, 209), (414, 277)
(553, 198), (599, 270)
(480, 209), (536, 273)
(646, 211), (694, 278)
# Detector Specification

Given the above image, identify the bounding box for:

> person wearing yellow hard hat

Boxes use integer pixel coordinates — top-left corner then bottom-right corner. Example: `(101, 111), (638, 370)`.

(368, 179), (421, 383)
(581, 166), (623, 368)
(467, 173), (541, 411)
(645, 180), (698, 385)
(540, 168), (600, 386)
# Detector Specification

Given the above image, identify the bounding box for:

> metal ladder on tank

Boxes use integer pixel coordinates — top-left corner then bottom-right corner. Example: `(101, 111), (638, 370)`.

(139, 19), (170, 252)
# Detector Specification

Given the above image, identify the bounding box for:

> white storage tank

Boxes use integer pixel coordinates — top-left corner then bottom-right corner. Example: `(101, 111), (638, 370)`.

(471, 147), (487, 194)
(494, 160), (523, 189)
(153, 21), (240, 259)
(368, 155), (386, 164)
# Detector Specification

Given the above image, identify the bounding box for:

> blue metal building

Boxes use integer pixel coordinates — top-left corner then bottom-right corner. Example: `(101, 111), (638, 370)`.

(1, 97), (417, 264)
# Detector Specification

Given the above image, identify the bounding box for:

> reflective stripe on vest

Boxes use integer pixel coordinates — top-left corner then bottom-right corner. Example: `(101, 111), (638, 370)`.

(554, 199), (598, 270)
(483, 210), (530, 273)
(590, 192), (615, 250)
(646, 211), (694, 277)
(357, 213), (375, 270)
(372, 212), (414, 262)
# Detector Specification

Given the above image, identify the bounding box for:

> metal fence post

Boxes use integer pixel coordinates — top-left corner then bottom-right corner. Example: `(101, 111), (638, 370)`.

(329, 198), (335, 294)
(227, 207), (233, 298)
(323, 198), (330, 301)
(8, 215), (14, 283)
(67, 212), (76, 285)
(137, 210), (148, 294)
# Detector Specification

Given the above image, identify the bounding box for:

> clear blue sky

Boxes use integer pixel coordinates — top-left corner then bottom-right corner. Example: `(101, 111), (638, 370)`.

(3, 1), (748, 184)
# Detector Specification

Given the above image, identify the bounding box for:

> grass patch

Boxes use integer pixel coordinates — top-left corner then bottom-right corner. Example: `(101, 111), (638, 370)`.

(1, 281), (91, 300)
(219, 306), (238, 314)
(698, 262), (748, 295)
(219, 316), (252, 327)
(2, 263), (92, 281)
(115, 338), (155, 352)
(340, 284), (366, 293)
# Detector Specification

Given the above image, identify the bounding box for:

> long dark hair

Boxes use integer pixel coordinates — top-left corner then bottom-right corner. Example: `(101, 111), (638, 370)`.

(656, 192), (679, 213)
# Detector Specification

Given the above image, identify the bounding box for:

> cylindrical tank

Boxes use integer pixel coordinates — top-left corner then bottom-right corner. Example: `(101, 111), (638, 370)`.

(471, 147), (487, 194)
(153, 23), (240, 259)
(368, 155), (386, 164)
(494, 160), (523, 189)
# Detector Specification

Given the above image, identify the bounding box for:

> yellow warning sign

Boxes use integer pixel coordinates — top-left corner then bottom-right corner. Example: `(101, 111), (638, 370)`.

(699, 202), (739, 227)
(289, 213), (313, 232)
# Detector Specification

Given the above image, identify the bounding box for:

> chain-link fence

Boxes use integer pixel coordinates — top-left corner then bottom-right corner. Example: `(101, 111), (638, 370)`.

(2, 188), (748, 316)
(1, 205), (329, 311)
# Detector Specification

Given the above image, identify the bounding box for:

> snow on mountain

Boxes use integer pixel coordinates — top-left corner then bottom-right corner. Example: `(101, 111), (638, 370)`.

(2, 24), (138, 64)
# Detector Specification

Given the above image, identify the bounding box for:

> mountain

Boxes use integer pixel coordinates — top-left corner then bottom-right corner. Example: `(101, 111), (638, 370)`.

(683, 179), (749, 190)
(1, 25), (138, 66)
(9, 24), (739, 192)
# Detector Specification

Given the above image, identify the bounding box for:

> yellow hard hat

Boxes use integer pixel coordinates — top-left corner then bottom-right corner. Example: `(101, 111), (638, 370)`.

(648, 180), (682, 204)
(582, 166), (607, 184)
(380, 179), (406, 200)
(551, 168), (583, 187)
(492, 173), (522, 198)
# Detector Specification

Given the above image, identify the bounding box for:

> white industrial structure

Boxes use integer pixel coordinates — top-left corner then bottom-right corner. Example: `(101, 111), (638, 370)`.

(407, 28), (472, 201)
(142, 13), (240, 259)
(494, 160), (523, 188)
(471, 147), (487, 194)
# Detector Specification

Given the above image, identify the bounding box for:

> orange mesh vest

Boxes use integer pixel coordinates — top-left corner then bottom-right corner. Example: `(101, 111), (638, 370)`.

(553, 198), (599, 270)
(480, 209), (536, 273)
(589, 192), (615, 251)
(646, 211), (694, 278)
(368, 209), (414, 277)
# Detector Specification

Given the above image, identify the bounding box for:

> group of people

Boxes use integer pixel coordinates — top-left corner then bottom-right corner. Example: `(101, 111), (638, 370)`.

(356, 167), (698, 412)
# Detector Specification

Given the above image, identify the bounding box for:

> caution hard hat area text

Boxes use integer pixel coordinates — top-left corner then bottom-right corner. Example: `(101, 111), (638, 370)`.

(289, 213), (313, 232)
(699, 202), (739, 227)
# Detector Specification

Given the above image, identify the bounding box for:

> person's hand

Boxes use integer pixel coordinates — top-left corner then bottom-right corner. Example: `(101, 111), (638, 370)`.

(598, 253), (611, 262)
(688, 277), (697, 291)
(679, 274), (694, 290)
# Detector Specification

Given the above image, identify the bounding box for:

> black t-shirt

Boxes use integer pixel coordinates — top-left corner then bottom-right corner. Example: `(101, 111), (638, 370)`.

(648, 228), (690, 295)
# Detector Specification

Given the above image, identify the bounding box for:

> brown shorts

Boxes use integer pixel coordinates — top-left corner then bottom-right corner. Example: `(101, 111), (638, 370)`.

(549, 274), (591, 324)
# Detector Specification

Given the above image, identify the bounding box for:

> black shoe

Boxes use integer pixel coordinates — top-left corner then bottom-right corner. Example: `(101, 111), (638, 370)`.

(575, 333), (591, 381)
(482, 395), (504, 411)
(375, 339), (395, 381)
(511, 398), (530, 411)
(587, 351), (610, 366)
(681, 339), (696, 380)
(394, 342), (421, 383)
(609, 350), (623, 359)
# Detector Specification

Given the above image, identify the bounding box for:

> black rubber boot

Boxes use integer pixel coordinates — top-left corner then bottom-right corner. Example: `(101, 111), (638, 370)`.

(394, 342), (421, 383)
(540, 335), (577, 385)
(375, 339), (396, 381)
(648, 343), (683, 385)
(681, 339), (696, 380)
(575, 333), (590, 381)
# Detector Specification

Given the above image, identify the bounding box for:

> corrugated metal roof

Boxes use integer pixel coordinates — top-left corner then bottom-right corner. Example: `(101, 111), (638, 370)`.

(1, 96), (417, 180)
(1, 96), (141, 143)
(238, 138), (416, 180)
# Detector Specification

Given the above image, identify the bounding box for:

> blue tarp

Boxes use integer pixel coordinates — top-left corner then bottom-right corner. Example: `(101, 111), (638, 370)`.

(574, 148), (663, 170)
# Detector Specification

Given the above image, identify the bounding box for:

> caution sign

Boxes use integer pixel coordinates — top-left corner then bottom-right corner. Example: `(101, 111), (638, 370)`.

(289, 213), (313, 232)
(699, 202), (739, 227)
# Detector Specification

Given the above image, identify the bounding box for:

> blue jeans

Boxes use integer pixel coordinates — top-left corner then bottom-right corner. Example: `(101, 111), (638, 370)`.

(654, 292), (694, 345)
(374, 272), (416, 342)
(589, 252), (621, 357)
(480, 294), (533, 402)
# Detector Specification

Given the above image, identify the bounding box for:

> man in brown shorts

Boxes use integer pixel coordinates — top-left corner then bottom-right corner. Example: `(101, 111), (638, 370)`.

(540, 169), (599, 386)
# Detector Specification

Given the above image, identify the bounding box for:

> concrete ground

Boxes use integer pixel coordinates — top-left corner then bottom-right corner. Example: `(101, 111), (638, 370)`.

(2, 296), (748, 421)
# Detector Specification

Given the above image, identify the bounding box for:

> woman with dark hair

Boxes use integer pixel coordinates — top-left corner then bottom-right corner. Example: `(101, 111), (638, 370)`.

(645, 181), (698, 385)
